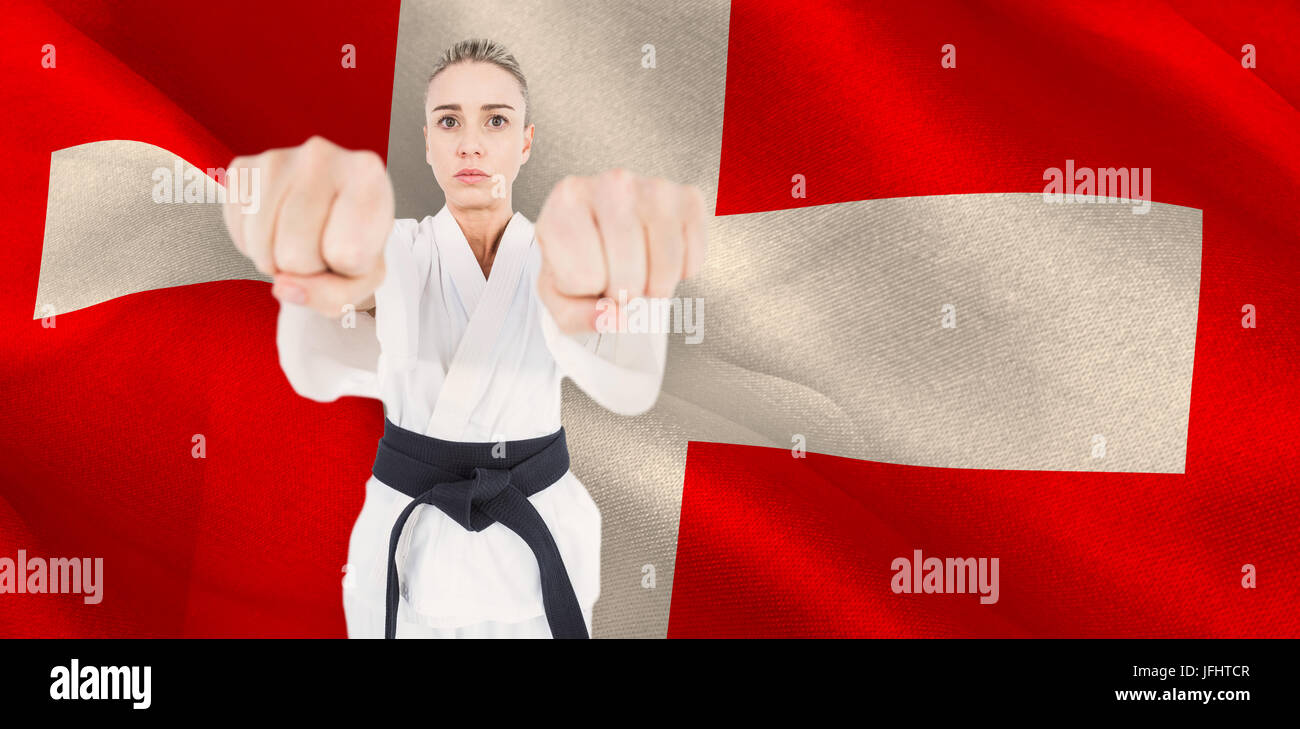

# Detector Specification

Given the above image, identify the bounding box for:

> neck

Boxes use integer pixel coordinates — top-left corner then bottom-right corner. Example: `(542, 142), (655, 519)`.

(447, 199), (514, 275)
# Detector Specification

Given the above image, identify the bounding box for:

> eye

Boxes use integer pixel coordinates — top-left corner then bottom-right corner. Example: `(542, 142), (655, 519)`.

(436, 115), (458, 129)
(487, 114), (508, 129)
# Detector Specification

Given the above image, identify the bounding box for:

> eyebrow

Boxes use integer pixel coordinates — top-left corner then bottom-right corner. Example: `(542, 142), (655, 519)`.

(430, 103), (515, 112)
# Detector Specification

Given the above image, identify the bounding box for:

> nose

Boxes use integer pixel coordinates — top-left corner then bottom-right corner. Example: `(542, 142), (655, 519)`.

(457, 127), (485, 158)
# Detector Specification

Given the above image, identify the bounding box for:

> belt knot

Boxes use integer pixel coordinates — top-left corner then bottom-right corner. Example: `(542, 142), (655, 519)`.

(446, 467), (513, 532)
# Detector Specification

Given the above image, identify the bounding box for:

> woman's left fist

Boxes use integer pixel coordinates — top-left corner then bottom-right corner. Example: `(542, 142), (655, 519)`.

(535, 168), (708, 333)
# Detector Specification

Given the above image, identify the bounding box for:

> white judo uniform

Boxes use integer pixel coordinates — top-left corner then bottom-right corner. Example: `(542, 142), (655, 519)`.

(275, 204), (668, 638)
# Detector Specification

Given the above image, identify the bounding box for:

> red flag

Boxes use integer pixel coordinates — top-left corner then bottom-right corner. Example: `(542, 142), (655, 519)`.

(2, 0), (1295, 638)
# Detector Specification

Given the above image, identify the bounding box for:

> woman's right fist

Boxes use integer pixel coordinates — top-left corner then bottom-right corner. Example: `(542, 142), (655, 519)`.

(222, 135), (393, 318)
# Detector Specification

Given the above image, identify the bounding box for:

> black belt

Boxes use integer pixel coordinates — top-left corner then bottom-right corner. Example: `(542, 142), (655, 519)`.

(371, 416), (589, 639)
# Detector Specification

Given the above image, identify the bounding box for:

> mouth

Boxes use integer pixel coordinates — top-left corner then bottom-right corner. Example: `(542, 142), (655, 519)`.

(454, 168), (490, 184)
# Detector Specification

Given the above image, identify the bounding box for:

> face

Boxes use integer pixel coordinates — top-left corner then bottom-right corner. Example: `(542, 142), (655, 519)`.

(423, 61), (533, 212)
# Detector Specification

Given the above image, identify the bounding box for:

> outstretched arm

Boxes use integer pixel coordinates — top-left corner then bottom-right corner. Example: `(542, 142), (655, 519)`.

(221, 135), (396, 401)
(534, 169), (708, 415)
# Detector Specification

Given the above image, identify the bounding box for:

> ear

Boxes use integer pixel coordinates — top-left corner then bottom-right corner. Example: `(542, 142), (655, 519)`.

(521, 123), (535, 165)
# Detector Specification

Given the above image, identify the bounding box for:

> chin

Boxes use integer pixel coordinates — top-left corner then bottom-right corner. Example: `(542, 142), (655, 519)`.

(447, 190), (506, 209)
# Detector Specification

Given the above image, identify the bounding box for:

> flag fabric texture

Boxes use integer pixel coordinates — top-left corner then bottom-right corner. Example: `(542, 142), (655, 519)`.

(1, 0), (1296, 637)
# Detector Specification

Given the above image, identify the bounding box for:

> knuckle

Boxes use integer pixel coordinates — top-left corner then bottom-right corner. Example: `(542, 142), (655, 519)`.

(294, 140), (333, 173)
(599, 168), (636, 196)
(295, 142), (331, 173)
(356, 157), (395, 207)
(695, 190), (710, 221)
(258, 149), (284, 171)
(345, 149), (386, 183)
(245, 150), (283, 188)
(681, 184), (705, 215)
(653, 190), (682, 222)
(635, 177), (671, 215)
(353, 148), (385, 172)
(648, 176), (675, 199)
(552, 175), (586, 205)
(302, 135), (332, 154)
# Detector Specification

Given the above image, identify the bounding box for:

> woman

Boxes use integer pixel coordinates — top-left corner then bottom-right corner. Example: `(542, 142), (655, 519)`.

(222, 38), (706, 638)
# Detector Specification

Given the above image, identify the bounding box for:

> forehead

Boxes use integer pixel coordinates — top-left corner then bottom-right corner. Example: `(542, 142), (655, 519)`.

(425, 61), (524, 112)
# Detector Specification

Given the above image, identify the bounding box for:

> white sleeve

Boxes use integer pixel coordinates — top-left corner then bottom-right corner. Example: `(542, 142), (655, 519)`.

(537, 297), (669, 416)
(275, 301), (381, 402)
(274, 218), (418, 403)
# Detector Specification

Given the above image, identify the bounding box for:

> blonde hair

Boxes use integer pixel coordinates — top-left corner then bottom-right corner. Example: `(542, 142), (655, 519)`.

(424, 38), (530, 126)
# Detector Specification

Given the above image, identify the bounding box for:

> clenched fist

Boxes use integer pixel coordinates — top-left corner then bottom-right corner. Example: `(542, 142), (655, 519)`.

(222, 135), (394, 318)
(536, 169), (708, 333)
